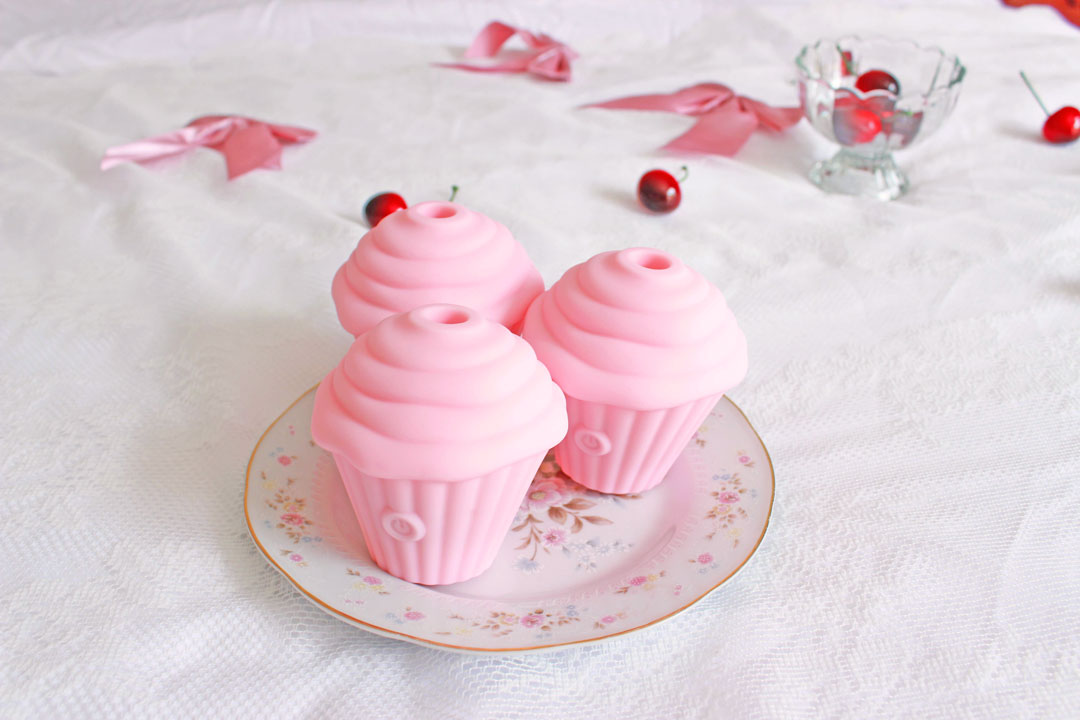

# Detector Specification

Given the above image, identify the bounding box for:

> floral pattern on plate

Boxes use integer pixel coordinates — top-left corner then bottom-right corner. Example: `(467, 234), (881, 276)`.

(245, 386), (773, 653)
(438, 607), (582, 638)
(262, 473), (321, 544)
(509, 453), (641, 573)
(705, 472), (750, 545)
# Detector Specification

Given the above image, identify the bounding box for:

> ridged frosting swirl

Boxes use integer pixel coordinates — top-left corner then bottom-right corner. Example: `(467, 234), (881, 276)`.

(312, 304), (568, 480)
(332, 201), (545, 337)
(522, 247), (748, 410)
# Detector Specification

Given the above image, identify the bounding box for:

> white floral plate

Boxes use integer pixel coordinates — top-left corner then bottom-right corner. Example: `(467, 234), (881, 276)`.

(245, 385), (774, 654)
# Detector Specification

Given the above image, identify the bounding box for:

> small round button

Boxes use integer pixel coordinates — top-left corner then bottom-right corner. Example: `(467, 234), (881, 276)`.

(573, 427), (612, 456)
(381, 511), (426, 542)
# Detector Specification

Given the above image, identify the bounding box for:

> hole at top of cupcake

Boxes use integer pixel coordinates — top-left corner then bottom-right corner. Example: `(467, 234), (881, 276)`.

(415, 202), (457, 219)
(418, 305), (472, 325)
(630, 249), (674, 270)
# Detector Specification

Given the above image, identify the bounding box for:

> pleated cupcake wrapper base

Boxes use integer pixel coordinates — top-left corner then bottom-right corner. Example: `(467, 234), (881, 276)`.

(332, 452), (546, 586)
(555, 394), (722, 495)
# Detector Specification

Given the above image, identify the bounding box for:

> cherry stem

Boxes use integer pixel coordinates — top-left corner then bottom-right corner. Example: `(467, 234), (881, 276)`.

(1019, 71), (1050, 117)
(836, 44), (855, 75)
(449, 185), (459, 202)
(677, 165), (689, 183)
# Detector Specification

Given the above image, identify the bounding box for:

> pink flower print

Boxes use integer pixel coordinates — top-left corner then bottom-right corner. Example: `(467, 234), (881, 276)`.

(363, 576), (381, 585)
(697, 553), (713, 565)
(600, 615), (617, 624)
(525, 480), (565, 510)
(283, 502), (300, 512)
(738, 455), (750, 464)
(542, 529), (567, 547)
(520, 613), (544, 628)
(280, 513), (305, 526)
(403, 611), (424, 621)
(629, 575), (647, 586)
(290, 554), (303, 562)
(718, 491), (740, 504)
(277, 455), (293, 466)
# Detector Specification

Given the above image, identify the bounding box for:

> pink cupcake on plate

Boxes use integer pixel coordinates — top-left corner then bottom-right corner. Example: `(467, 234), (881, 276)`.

(523, 247), (747, 495)
(311, 303), (567, 585)
(332, 201), (544, 337)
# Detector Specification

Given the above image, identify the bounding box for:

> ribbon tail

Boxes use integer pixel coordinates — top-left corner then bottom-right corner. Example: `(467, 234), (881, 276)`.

(738, 97), (804, 132)
(260, 152), (283, 172)
(217, 123), (283, 179)
(583, 84), (735, 114)
(100, 124), (217, 171)
(434, 56), (534, 74)
(265, 123), (318, 144)
(101, 141), (192, 171)
(583, 92), (696, 113)
(661, 105), (759, 156)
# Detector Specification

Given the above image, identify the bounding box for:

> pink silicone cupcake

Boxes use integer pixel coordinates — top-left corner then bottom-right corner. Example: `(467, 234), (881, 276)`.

(522, 247), (747, 495)
(332, 201), (545, 337)
(311, 303), (567, 585)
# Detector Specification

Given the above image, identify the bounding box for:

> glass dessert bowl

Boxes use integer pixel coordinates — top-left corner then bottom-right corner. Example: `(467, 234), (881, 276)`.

(795, 37), (965, 200)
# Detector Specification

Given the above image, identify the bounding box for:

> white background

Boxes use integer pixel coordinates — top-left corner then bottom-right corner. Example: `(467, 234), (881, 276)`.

(2, 1), (1078, 717)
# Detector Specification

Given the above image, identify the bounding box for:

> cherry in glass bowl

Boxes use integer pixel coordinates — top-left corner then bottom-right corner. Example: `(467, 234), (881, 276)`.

(795, 37), (965, 200)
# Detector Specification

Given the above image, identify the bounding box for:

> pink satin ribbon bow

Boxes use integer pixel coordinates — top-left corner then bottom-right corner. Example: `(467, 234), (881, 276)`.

(583, 83), (803, 156)
(101, 116), (317, 179)
(437, 21), (577, 81)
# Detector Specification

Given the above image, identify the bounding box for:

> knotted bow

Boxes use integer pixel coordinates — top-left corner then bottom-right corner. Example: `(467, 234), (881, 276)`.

(583, 83), (803, 156)
(436, 21), (577, 81)
(1003, 0), (1080, 28)
(101, 116), (317, 179)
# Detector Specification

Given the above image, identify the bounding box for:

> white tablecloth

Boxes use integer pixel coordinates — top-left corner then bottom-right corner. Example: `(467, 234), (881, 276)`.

(3, 1), (1078, 717)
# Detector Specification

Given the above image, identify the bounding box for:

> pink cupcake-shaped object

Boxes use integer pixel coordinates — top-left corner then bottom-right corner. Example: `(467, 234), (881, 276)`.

(523, 247), (747, 495)
(311, 304), (567, 585)
(332, 201), (544, 337)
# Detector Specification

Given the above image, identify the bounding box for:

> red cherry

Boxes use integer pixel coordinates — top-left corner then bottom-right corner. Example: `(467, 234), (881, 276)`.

(855, 69), (900, 95)
(833, 91), (883, 146)
(363, 192), (407, 227)
(1020, 71), (1080, 144)
(846, 89), (895, 120)
(1043, 106), (1080, 143)
(637, 167), (685, 213)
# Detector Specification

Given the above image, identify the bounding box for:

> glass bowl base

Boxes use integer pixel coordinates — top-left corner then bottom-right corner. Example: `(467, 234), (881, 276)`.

(809, 149), (909, 201)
